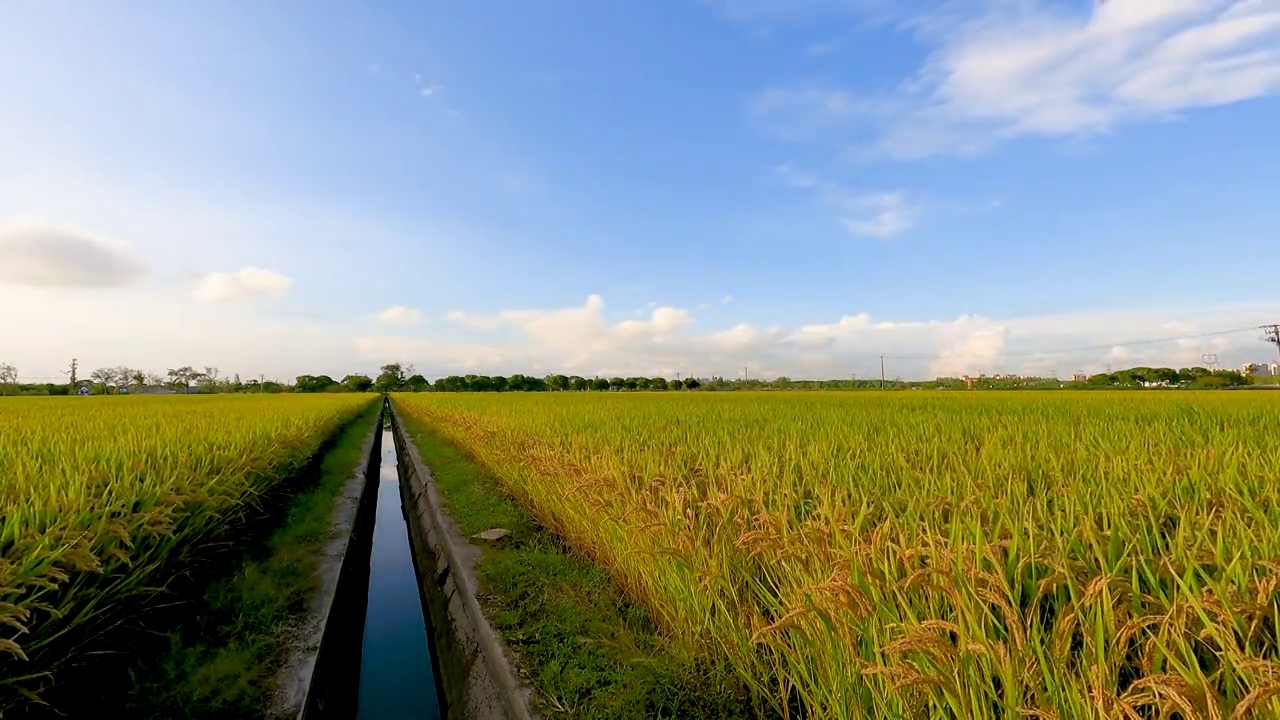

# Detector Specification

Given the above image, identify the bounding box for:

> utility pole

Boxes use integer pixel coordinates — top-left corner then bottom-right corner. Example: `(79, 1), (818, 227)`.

(260, 374), (264, 393)
(880, 355), (886, 389)
(743, 366), (748, 382)
(1263, 324), (1280, 361)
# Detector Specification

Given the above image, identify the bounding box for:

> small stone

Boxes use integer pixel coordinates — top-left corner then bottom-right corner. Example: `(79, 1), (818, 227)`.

(472, 528), (510, 541)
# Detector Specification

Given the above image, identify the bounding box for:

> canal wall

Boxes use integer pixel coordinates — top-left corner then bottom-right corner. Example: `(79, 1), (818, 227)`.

(269, 403), (384, 720)
(388, 405), (537, 720)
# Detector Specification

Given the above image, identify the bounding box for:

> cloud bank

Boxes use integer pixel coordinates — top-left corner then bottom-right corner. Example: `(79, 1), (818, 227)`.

(356, 294), (1280, 380)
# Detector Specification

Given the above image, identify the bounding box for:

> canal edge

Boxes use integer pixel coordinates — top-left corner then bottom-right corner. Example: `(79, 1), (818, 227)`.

(269, 400), (385, 720)
(388, 403), (538, 720)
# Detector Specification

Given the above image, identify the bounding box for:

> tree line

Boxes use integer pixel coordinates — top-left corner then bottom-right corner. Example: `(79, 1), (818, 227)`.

(0, 359), (1265, 397)
(1081, 366), (1251, 388)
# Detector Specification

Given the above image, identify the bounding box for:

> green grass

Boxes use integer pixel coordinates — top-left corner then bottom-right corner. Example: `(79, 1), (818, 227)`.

(118, 401), (381, 719)
(399, 418), (760, 719)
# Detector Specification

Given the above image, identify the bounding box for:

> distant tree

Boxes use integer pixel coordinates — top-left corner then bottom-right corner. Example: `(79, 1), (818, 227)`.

(590, 377), (610, 391)
(435, 375), (463, 392)
(202, 367), (222, 391)
(1180, 367), (1212, 383)
(90, 367), (117, 394)
(110, 366), (138, 393)
(649, 377), (667, 390)
(608, 377), (626, 391)
(404, 374), (430, 392)
(62, 357), (79, 392)
(569, 376), (589, 391)
(1215, 370), (1249, 387)
(130, 370), (147, 392)
(667, 379), (683, 391)
(296, 374), (337, 393)
(683, 377), (700, 390)
(0, 363), (16, 395)
(167, 366), (199, 392)
(376, 363), (409, 392)
(342, 374), (374, 392)
(548, 374), (569, 392)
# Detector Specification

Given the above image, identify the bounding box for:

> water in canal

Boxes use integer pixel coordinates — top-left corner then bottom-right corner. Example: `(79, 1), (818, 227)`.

(357, 428), (442, 720)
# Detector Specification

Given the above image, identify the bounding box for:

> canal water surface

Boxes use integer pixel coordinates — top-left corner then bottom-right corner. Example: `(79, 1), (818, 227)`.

(356, 427), (442, 719)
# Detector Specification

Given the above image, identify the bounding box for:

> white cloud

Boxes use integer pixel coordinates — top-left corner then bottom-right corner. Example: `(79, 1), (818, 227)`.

(722, 294), (735, 304)
(192, 266), (294, 303)
(797, 312), (871, 342)
(0, 223), (147, 287)
(357, 294), (1280, 380)
(749, 0), (1280, 158)
(376, 305), (425, 326)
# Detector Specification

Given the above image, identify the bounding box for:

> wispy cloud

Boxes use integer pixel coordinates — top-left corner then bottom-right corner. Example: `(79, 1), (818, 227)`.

(774, 165), (921, 238)
(748, 1), (1280, 159)
(838, 192), (920, 238)
(412, 73), (444, 98)
(807, 40), (839, 56)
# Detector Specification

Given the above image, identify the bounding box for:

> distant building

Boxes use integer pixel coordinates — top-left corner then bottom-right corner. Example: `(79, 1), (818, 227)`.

(1243, 363), (1273, 377)
(1071, 373), (1089, 382)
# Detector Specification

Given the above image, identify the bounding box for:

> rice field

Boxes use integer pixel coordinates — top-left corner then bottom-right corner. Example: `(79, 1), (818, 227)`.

(0, 394), (375, 710)
(392, 391), (1280, 719)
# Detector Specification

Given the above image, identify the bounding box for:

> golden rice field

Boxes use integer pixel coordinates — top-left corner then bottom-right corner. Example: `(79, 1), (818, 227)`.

(392, 391), (1280, 719)
(0, 394), (375, 709)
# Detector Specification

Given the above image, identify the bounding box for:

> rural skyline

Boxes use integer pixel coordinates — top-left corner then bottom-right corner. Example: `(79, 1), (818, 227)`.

(3, 1), (1278, 380)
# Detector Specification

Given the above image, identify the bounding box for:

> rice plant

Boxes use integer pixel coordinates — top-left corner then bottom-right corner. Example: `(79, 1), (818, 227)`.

(0, 394), (374, 711)
(393, 391), (1280, 719)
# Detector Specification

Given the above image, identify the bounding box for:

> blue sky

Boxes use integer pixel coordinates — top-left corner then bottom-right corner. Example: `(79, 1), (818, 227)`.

(2, 0), (1279, 381)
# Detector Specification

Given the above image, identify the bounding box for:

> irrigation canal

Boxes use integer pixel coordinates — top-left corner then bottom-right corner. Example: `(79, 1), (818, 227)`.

(355, 422), (443, 719)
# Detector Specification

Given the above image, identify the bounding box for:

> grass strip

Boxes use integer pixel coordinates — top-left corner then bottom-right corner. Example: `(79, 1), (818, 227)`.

(119, 401), (381, 719)
(398, 416), (761, 720)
